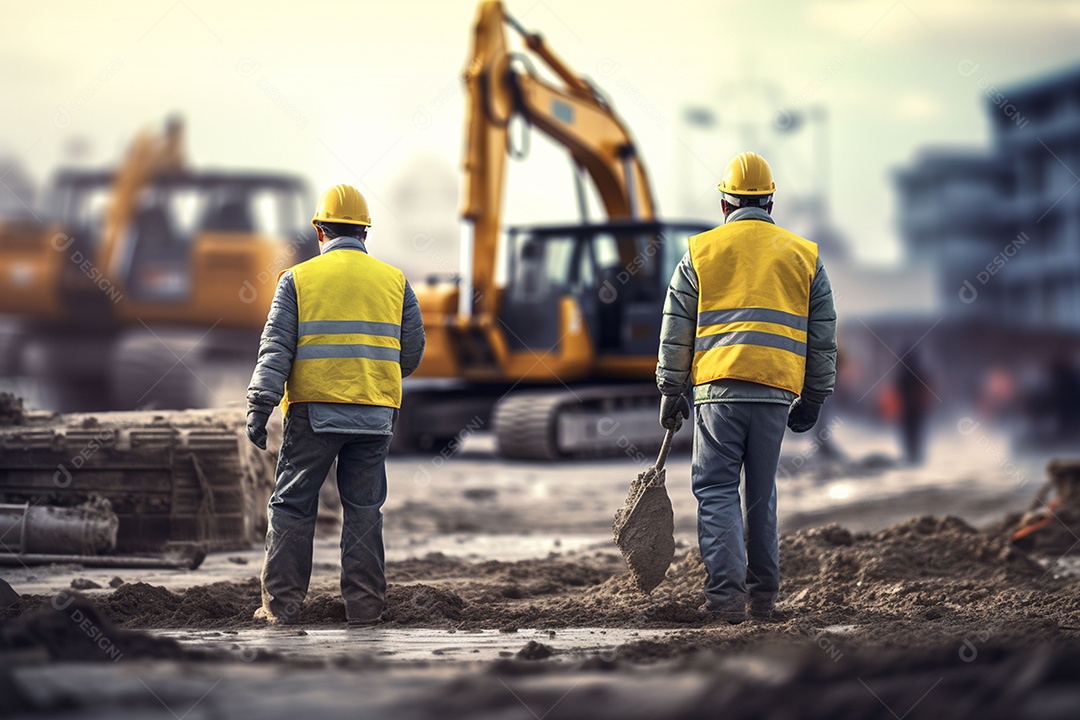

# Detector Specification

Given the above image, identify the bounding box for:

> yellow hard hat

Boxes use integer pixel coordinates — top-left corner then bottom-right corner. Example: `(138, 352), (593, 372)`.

(311, 183), (372, 227)
(717, 152), (775, 196)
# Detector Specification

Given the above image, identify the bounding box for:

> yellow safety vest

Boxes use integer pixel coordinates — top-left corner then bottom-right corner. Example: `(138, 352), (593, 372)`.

(688, 220), (818, 395)
(281, 248), (406, 414)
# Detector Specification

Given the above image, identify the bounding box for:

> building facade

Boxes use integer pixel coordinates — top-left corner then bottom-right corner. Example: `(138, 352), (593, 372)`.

(897, 65), (1080, 334)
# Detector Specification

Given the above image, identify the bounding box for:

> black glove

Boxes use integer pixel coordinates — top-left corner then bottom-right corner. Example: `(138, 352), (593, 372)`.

(246, 408), (271, 450)
(787, 398), (822, 433)
(659, 394), (691, 432)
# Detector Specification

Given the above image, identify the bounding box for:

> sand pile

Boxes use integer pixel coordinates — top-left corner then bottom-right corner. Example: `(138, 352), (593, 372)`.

(590, 515), (1046, 615)
(100, 579), (262, 627)
(0, 595), (188, 662)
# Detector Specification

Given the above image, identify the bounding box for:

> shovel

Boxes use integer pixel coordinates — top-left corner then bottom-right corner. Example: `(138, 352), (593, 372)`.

(613, 426), (677, 594)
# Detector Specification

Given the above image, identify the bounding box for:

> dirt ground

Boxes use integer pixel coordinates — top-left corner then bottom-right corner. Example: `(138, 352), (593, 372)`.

(2, 418), (1079, 718)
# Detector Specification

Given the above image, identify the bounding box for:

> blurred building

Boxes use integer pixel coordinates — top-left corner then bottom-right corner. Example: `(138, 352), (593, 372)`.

(892, 63), (1080, 425)
(897, 64), (1080, 332)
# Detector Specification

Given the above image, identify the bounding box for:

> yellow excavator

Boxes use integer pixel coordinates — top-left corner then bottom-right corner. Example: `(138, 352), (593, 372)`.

(0, 117), (318, 410)
(401, 1), (709, 458)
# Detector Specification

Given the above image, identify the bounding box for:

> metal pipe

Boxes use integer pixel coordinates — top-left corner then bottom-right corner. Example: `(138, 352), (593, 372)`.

(0, 503), (117, 555)
(0, 549), (205, 570)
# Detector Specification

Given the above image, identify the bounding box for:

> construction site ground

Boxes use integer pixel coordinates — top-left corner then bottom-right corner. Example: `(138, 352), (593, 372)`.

(3, 417), (1079, 719)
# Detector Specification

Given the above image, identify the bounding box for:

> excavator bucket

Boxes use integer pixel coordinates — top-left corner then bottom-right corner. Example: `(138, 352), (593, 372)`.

(613, 429), (676, 594)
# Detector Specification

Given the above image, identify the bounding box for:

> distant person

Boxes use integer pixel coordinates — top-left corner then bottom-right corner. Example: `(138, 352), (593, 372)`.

(246, 184), (425, 625)
(1048, 352), (1080, 438)
(656, 152), (837, 623)
(896, 345), (932, 464)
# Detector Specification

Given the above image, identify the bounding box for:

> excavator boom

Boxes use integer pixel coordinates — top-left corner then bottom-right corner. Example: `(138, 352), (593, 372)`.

(98, 117), (185, 282)
(460, 0), (654, 317)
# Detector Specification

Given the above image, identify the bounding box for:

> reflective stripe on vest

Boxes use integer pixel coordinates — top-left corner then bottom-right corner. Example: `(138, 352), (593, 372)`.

(688, 220), (817, 395)
(281, 248), (406, 413)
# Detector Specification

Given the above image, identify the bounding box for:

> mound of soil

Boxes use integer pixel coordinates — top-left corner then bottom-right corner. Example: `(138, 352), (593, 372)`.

(4, 515), (1077, 657)
(383, 584), (467, 624)
(0, 596), (187, 662)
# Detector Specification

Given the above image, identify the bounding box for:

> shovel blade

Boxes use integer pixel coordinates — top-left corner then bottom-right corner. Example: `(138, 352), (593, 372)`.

(614, 466), (676, 594)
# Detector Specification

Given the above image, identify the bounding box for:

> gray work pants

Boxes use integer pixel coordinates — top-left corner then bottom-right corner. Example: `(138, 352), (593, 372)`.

(692, 401), (788, 610)
(260, 404), (391, 623)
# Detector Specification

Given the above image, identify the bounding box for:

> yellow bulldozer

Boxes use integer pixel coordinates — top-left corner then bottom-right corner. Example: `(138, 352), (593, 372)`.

(0, 117), (318, 411)
(397, 1), (709, 459)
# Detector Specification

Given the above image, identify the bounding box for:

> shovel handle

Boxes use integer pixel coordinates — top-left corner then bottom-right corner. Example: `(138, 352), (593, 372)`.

(654, 427), (676, 472)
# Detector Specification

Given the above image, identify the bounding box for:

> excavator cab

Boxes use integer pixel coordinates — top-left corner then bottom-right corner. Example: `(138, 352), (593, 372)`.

(118, 173), (314, 306)
(0, 169), (118, 325)
(0, 119), (319, 411)
(501, 220), (708, 358)
(50, 170), (114, 258)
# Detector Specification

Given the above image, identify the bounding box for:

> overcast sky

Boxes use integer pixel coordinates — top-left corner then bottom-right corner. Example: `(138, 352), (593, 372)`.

(3, 0), (1080, 271)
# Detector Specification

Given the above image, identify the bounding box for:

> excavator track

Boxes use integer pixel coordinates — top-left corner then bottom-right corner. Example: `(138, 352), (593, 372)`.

(491, 392), (564, 461)
(492, 385), (691, 461)
(0, 407), (274, 552)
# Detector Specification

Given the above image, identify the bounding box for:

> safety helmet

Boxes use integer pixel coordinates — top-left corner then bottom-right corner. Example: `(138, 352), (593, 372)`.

(311, 183), (371, 228)
(717, 152), (776, 197)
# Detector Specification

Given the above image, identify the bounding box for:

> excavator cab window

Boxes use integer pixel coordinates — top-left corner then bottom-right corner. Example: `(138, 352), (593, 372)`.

(198, 182), (317, 261)
(501, 231), (588, 349)
(201, 190), (254, 233)
(120, 177), (317, 302)
(49, 173), (113, 260)
(588, 228), (663, 353)
(124, 187), (192, 301)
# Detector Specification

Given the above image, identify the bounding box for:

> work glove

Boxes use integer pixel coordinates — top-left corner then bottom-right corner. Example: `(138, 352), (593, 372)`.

(246, 408), (271, 450)
(659, 394), (691, 432)
(787, 398), (822, 433)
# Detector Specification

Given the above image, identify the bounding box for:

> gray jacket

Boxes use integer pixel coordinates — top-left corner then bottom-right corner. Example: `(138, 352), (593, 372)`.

(656, 206), (837, 406)
(247, 236), (425, 434)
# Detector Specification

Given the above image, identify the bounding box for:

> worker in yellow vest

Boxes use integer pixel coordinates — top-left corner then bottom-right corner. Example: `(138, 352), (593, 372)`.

(656, 152), (837, 624)
(246, 184), (425, 625)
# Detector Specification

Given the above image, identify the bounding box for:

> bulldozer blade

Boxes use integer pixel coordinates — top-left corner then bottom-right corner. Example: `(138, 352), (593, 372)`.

(613, 463), (675, 595)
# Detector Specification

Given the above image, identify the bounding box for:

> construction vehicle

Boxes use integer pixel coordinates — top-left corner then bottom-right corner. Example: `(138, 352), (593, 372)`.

(0, 117), (318, 411)
(398, 1), (709, 459)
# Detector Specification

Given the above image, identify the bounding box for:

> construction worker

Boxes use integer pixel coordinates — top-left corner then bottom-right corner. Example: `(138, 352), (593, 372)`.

(246, 184), (425, 625)
(656, 152), (837, 624)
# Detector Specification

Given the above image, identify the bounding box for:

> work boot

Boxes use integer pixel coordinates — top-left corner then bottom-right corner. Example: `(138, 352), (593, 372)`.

(346, 614), (383, 627)
(749, 599), (775, 621)
(698, 601), (745, 625)
(253, 605), (300, 626)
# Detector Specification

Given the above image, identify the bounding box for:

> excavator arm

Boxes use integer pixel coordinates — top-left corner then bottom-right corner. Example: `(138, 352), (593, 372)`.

(460, 0), (654, 317)
(97, 117), (185, 282)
